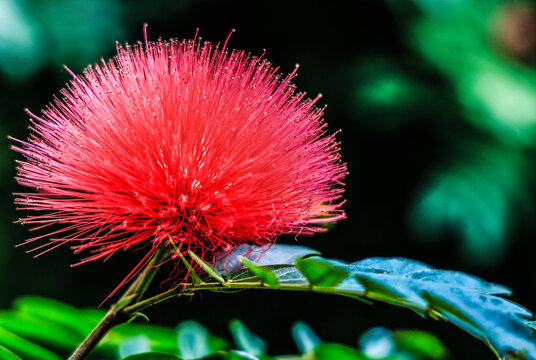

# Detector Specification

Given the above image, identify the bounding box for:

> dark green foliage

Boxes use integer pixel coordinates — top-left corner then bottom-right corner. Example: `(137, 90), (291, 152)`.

(0, 326), (61, 360)
(0, 296), (445, 360)
(210, 245), (536, 359)
(0, 245), (533, 359)
(393, 330), (448, 359)
(121, 354), (182, 360)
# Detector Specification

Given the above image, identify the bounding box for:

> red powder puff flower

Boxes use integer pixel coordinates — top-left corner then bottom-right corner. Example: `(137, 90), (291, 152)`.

(12, 29), (346, 288)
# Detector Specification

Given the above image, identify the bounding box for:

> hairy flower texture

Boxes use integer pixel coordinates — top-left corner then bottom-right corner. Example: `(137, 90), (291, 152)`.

(12, 30), (346, 288)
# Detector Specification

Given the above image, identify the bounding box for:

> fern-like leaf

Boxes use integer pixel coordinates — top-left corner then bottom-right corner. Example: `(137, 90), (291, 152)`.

(205, 245), (536, 359)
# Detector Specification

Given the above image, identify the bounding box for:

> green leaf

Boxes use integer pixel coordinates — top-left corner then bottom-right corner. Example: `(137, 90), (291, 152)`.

(119, 335), (152, 358)
(296, 257), (348, 287)
(189, 251), (228, 286)
(393, 330), (447, 359)
(1, 296), (450, 360)
(314, 343), (366, 360)
(215, 244), (319, 274)
(346, 257), (536, 357)
(358, 327), (395, 358)
(0, 311), (81, 350)
(0, 345), (23, 360)
(119, 353), (182, 360)
(239, 257), (279, 286)
(128, 312), (150, 323)
(208, 336), (230, 353)
(113, 323), (178, 354)
(410, 148), (530, 265)
(213, 350), (262, 360)
(291, 321), (321, 354)
(0, 326), (61, 360)
(229, 320), (266, 357)
(177, 320), (211, 359)
(194, 245), (536, 359)
(226, 265), (305, 286)
(13, 295), (99, 337)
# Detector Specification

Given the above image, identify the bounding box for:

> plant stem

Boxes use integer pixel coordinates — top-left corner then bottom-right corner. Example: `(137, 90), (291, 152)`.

(69, 248), (366, 360)
(122, 280), (373, 315)
(67, 244), (169, 360)
(127, 244), (171, 302)
(67, 308), (127, 360)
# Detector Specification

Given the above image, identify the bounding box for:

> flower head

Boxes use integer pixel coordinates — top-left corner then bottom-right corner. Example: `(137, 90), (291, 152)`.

(12, 29), (345, 284)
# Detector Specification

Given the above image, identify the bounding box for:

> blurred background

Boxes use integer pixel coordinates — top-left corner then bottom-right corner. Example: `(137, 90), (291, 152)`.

(1, 0), (536, 358)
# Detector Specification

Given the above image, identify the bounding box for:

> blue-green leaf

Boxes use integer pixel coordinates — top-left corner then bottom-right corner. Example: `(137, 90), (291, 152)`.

(0, 296), (450, 360)
(119, 335), (152, 358)
(358, 327), (395, 359)
(292, 321), (321, 354)
(229, 320), (266, 357)
(359, 327), (396, 359)
(112, 323), (178, 354)
(213, 350), (262, 360)
(206, 245), (536, 359)
(177, 320), (211, 360)
(119, 353), (182, 360)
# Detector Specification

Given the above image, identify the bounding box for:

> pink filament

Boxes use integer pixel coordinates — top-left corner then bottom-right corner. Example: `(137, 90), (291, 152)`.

(12, 32), (346, 288)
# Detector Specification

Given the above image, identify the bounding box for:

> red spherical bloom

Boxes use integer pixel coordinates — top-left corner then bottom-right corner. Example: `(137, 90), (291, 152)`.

(12, 30), (345, 284)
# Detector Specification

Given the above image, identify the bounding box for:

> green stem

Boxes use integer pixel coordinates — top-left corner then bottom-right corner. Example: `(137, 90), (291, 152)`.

(128, 245), (171, 302)
(123, 280), (373, 315)
(66, 308), (128, 360)
(67, 248), (370, 360)
(67, 244), (170, 360)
